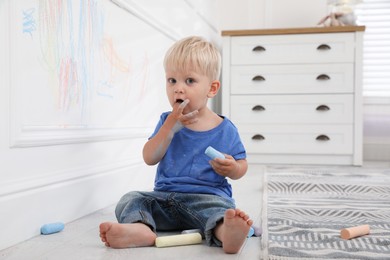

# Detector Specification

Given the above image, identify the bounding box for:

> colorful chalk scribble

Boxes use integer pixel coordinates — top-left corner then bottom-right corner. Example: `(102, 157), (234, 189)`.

(23, 0), (149, 122)
(22, 8), (36, 38)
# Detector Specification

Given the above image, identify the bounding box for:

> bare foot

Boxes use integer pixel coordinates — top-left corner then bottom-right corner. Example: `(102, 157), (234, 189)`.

(214, 208), (253, 254)
(99, 222), (157, 248)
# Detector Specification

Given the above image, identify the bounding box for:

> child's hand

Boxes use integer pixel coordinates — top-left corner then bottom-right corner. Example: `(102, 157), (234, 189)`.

(209, 155), (241, 179)
(169, 99), (199, 133)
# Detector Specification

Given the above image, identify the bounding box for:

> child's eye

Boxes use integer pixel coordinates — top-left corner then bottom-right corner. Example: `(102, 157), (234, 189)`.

(185, 78), (195, 85)
(167, 78), (176, 84)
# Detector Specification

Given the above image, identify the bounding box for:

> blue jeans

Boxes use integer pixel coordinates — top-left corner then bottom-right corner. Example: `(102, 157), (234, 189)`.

(115, 191), (236, 247)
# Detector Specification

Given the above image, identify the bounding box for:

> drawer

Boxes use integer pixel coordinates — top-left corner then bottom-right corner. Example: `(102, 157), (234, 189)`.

(237, 124), (353, 155)
(231, 33), (354, 65)
(230, 94), (353, 124)
(231, 63), (354, 94)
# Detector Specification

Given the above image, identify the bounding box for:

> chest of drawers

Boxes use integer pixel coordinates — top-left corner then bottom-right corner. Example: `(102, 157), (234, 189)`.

(221, 26), (365, 165)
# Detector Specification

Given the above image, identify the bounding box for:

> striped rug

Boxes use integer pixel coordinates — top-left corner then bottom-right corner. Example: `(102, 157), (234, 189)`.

(261, 166), (390, 260)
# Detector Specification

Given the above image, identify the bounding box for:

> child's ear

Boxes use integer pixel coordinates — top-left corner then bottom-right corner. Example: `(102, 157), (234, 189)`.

(207, 80), (220, 98)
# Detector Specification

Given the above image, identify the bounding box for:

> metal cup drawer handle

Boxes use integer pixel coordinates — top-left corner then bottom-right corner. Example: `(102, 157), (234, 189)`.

(316, 74), (331, 80)
(252, 134), (265, 141)
(252, 45), (266, 52)
(316, 44), (331, 50)
(316, 135), (330, 141)
(252, 75), (266, 81)
(316, 105), (330, 111)
(252, 105), (265, 111)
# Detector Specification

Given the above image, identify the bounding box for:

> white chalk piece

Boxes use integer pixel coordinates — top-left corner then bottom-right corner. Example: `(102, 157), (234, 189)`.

(155, 233), (202, 248)
(340, 224), (370, 240)
(181, 229), (201, 234)
(40, 222), (65, 235)
(205, 146), (225, 160)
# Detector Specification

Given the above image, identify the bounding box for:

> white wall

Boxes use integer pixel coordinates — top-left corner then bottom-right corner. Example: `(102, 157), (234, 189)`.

(0, 0), (219, 251)
(363, 97), (390, 161)
(217, 0), (328, 30)
(216, 0), (266, 30)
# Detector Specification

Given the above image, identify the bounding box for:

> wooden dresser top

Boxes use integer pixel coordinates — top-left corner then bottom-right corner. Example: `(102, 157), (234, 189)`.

(221, 26), (366, 36)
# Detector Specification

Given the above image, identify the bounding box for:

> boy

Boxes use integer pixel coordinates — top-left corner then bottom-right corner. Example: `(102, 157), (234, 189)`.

(99, 36), (252, 254)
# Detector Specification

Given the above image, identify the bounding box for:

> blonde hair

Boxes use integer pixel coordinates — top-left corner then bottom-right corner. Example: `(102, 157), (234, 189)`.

(163, 36), (221, 81)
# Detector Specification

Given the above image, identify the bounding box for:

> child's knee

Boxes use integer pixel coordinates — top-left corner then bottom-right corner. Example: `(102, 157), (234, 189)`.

(115, 191), (145, 220)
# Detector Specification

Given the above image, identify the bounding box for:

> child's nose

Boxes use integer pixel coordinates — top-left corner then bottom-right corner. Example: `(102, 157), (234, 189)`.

(174, 84), (184, 93)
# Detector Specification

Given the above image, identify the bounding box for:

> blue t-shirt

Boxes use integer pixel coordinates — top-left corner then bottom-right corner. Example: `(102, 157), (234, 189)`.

(149, 112), (246, 199)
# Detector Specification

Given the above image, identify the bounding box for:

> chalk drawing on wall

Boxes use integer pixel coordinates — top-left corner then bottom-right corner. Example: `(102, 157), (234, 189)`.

(22, 7), (36, 38)
(10, 0), (173, 147)
(22, 0), (151, 123)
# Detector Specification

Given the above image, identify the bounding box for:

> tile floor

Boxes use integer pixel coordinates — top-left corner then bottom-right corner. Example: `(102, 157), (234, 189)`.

(0, 164), (266, 260)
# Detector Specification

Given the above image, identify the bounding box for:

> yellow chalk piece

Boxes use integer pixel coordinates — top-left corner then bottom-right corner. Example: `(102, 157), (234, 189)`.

(340, 224), (370, 240)
(155, 233), (202, 248)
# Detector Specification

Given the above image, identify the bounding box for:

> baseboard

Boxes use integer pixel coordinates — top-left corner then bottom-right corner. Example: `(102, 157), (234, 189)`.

(0, 160), (156, 251)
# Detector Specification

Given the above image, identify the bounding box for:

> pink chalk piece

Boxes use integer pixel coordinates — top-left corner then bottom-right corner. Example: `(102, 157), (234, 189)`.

(340, 224), (370, 240)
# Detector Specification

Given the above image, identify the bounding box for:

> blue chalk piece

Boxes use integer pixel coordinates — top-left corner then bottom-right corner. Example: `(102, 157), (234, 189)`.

(205, 146), (224, 160)
(40, 222), (64, 235)
(247, 227), (254, 238)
